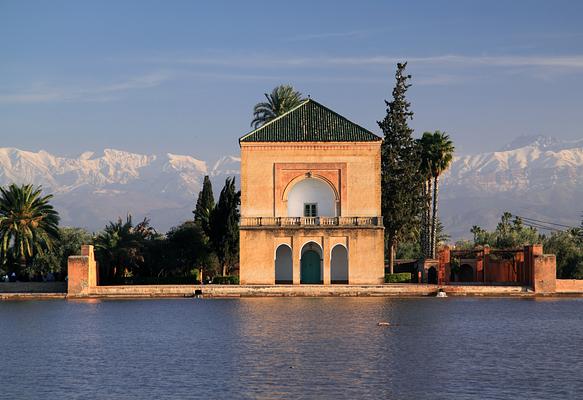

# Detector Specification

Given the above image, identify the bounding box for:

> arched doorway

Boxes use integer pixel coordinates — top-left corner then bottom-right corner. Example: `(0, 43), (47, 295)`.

(287, 178), (337, 217)
(428, 267), (437, 284)
(301, 242), (322, 284)
(331, 245), (348, 284)
(459, 264), (474, 282)
(275, 245), (293, 284)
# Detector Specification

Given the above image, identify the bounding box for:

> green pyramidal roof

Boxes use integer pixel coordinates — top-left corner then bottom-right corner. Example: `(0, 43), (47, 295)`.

(240, 99), (381, 143)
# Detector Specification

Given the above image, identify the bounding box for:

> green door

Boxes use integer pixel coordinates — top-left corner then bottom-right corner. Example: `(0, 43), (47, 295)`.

(301, 250), (321, 284)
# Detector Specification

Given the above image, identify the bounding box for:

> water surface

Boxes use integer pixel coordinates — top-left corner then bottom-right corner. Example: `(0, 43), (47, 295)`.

(1, 297), (582, 399)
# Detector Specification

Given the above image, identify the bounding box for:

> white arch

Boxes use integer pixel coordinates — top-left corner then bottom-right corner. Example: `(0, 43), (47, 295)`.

(287, 178), (337, 217)
(274, 243), (292, 260)
(329, 243), (348, 260)
(330, 244), (349, 284)
(275, 244), (293, 284)
(300, 241), (323, 259)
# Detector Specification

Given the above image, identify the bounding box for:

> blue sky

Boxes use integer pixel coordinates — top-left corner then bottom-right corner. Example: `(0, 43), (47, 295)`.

(1, 0), (583, 159)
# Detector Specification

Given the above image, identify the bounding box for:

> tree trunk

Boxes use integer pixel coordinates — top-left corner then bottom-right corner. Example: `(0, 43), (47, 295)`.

(387, 240), (395, 274)
(222, 264), (227, 277)
(420, 181), (427, 258)
(19, 256), (26, 277)
(426, 178), (433, 258)
(431, 175), (440, 259)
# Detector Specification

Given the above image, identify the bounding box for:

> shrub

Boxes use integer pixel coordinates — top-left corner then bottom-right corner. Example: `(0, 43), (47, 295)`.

(385, 272), (412, 283)
(211, 275), (240, 285)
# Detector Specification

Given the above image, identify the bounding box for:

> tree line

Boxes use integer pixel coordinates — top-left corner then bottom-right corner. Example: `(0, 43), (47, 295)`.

(0, 178), (240, 283)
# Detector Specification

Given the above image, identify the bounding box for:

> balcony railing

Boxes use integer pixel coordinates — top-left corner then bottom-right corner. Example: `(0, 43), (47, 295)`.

(240, 216), (383, 227)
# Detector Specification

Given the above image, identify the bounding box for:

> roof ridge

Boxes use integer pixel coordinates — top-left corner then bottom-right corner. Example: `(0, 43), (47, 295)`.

(303, 98), (377, 140)
(239, 98), (381, 143)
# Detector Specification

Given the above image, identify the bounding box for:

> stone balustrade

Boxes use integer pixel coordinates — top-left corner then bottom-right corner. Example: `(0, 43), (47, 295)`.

(240, 216), (383, 227)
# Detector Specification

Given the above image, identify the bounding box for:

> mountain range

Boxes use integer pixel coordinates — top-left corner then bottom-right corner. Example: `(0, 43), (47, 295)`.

(0, 135), (582, 239)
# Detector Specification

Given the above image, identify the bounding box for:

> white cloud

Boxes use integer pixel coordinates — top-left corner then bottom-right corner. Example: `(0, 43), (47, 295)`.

(286, 30), (373, 42)
(0, 72), (170, 104)
(147, 53), (583, 70)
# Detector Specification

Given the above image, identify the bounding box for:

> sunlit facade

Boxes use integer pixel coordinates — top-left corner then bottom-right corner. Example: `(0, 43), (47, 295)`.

(239, 99), (385, 285)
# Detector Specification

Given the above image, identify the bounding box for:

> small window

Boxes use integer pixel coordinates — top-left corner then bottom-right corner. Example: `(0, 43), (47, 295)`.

(304, 203), (318, 217)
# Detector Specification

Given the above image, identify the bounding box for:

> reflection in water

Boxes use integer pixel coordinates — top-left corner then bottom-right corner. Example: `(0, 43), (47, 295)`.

(1, 297), (582, 399)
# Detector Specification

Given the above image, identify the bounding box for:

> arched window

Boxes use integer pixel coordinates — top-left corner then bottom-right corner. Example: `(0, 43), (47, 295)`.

(287, 178), (337, 217)
(331, 245), (348, 284)
(300, 242), (323, 284)
(275, 245), (293, 284)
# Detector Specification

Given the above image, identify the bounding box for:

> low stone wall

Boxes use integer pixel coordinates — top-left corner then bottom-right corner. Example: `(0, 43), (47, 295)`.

(0, 282), (67, 293)
(63, 245), (581, 299)
(85, 283), (530, 298)
(556, 279), (583, 293)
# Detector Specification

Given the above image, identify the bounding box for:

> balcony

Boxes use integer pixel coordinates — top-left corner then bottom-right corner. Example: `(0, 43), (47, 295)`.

(240, 216), (383, 228)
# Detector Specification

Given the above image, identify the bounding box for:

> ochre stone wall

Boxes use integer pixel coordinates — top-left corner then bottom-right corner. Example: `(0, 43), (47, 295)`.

(240, 227), (384, 285)
(68, 245), (98, 297)
(532, 254), (557, 293)
(240, 142), (381, 217)
(556, 279), (583, 293)
(239, 141), (383, 285)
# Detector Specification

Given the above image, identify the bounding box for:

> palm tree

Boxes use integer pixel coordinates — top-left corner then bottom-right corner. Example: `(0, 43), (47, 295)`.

(418, 133), (435, 259)
(427, 131), (455, 258)
(251, 85), (305, 128)
(94, 215), (154, 281)
(0, 184), (60, 272)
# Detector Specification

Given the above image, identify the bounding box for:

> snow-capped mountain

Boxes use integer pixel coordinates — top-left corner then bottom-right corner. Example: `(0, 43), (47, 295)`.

(0, 135), (582, 239)
(0, 148), (240, 232)
(441, 135), (583, 239)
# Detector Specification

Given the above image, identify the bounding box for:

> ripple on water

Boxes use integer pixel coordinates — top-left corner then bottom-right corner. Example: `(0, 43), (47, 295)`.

(1, 297), (582, 399)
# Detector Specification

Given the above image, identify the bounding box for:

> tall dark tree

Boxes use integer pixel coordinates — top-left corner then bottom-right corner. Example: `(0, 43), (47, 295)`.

(210, 177), (241, 276)
(193, 175), (215, 237)
(166, 221), (215, 281)
(378, 63), (425, 273)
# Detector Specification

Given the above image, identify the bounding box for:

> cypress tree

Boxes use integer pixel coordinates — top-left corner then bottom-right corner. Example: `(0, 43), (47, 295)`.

(193, 175), (215, 237)
(378, 62), (425, 273)
(209, 177), (241, 276)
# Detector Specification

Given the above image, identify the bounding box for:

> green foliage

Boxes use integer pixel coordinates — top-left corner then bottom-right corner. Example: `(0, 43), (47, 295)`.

(210, 177), (241, 276)
(251, 85), (306, 128)
(193, 175), (215, 237)
(94, 215), (158, 281)
(0, 184), (60, 273)
(379, 62), (425, 272)
(29, 227), (92, 278)
(396, 240), (422, 259)
(472, 212), (541, 249)
(166, 221), (217, 278)
(417, 131), (455, 258)
(394, 216), (448, 260)
(543, 230), (583, 279)
(212, 275), (240, 285)
(454, 239), (474, 251)
(385, 272), (412, 283)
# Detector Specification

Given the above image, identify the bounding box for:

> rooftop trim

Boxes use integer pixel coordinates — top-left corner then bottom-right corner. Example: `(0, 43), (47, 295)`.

(239, 99), (381, 143)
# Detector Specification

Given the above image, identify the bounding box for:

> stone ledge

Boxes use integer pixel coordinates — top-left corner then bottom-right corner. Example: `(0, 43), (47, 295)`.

(81, 284), (536, 298)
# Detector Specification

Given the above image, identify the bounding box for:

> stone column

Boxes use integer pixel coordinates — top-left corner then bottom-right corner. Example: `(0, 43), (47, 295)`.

(68, 245), (97, 297)
(292, 237), (301, 285)
(533, 254), (557, 294)
(482, 246), (490, 282)
(323, 236), (331, 285)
